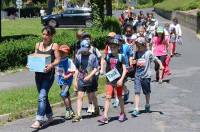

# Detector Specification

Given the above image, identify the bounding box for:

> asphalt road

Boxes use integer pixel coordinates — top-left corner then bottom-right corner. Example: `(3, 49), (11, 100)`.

(0, 8), (200, 132)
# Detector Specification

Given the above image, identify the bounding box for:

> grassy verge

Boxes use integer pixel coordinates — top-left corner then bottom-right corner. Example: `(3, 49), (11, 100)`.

(0, 77), (106, 121)
(2, 18), (42, 37)
(154, 0), (200, 11)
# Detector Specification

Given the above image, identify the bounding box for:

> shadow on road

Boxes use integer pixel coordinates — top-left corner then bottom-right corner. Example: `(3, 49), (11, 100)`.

(31, 117), (66, 132)
(128, 110), (164, 116)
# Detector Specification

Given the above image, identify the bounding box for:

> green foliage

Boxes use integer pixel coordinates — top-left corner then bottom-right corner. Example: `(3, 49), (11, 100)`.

(112, 2), (127, 10)
(136, 1), (153, 9)
(91, 0), (104, 27)
(0, 28), (109, 71)
(138, 0), (152, 5)
(0, 36), (40, 71)
(154, 0), (200, 11)
(197, 11), (200, 17)
(103, 16), (122, 34)
(152, 0), (164, 5)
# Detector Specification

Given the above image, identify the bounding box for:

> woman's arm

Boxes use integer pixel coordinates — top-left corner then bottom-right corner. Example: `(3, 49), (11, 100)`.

(51, 43), (61, 67)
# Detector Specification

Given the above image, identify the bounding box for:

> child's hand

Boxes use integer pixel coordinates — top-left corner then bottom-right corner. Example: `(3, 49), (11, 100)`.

(100, 69), (104, 75)
(117, 79), (123, 87)
(84, 76), (91, 82)
(160, 65), (164, 70)
(63, 75), (69, 80)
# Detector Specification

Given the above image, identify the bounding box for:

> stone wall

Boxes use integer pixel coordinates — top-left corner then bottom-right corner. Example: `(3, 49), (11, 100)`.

(154, 8), (200, 33)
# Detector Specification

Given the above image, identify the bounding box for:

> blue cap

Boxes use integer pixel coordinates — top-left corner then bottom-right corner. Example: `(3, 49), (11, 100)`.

(79, 39), (90, 53)
(114, 34), (124, 41)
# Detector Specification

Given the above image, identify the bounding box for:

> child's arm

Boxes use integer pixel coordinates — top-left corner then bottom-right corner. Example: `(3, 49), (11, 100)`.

(117, 64), (127, 87)
(63, 59), (77, 80)
(100, 57), (106, 74)
(84, 68), (98, 81)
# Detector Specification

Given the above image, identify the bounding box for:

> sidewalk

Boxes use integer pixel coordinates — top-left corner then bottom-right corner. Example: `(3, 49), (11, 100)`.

(0, 70), (35, 91)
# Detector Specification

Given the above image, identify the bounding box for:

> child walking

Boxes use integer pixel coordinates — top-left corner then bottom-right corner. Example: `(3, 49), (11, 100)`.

(72, 39), (99, 122)
(98, 38), (127, 124)
(131, 37), (164, 117)
(56, 45), (76, 119)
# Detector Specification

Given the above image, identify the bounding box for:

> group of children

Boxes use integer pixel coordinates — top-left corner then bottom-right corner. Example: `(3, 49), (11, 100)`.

(53, 11), (182, 125)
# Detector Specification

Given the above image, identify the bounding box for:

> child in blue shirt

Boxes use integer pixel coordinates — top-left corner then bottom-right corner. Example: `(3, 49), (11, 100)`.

(56, 44), (77, 120)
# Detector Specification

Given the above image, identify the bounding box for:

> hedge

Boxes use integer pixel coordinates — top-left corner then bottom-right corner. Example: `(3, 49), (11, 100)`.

(4, 6), (41, 18)
(0, 28), (109, 71)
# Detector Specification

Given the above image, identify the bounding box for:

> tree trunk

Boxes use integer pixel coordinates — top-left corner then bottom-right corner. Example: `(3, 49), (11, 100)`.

(0, 0), (2, 42)
(106, 0), (112, 16)
(47, 0), (55, 15)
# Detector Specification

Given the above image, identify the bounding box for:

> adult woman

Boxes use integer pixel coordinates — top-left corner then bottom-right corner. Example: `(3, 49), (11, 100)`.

(152, 26), (170, 83)
(31, 26), (60, 129)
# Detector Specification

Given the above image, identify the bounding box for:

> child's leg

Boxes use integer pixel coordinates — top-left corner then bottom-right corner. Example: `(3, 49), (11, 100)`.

(77, 91), (85, 116)
(134, 77), (142, 111)
(117, 86), (124, 114)
(104, 85), (113, 118)
(134, 94), (140, 110)
(145, 94), (150, 105)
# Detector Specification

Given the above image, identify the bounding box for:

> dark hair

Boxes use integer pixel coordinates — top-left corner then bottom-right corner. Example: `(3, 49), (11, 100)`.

(173, 17), (178, 23)
(42, 26), (56, 36)
(155, 32), (165, 43)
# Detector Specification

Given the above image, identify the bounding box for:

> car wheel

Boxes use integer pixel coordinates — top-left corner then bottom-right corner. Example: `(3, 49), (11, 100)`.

(48, 19), (57, 27)
(85, 20), (92, 28)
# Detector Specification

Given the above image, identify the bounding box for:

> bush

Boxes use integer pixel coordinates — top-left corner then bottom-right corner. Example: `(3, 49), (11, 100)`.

(3, 6), (41, 18)
(103, 16), (122, 34)
(0, 36), (40, 71)
(0, 28), (109, 71)
(197, 11), (200, 17)
(20, 7), (41, 17)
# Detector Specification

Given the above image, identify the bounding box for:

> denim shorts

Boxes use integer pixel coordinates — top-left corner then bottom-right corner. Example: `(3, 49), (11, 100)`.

(134, 77), (151, 95)
(60, 85), (71, 98)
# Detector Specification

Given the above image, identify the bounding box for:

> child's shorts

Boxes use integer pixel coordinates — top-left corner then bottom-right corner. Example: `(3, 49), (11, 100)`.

(60, 84), (71, 98)
(106, 84), (123, 98)
(78, 79), (97, 93)
(134, 77), (151, 95)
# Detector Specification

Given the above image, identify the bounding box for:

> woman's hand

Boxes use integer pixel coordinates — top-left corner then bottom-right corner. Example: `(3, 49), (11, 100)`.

(44, 63), (53, 72)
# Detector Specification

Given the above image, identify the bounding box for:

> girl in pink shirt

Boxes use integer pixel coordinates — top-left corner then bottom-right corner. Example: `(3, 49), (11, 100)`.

(152, 26), (171, 83)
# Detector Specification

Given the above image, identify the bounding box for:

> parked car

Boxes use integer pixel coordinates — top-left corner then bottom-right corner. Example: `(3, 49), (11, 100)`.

(41, 8), (92, 28)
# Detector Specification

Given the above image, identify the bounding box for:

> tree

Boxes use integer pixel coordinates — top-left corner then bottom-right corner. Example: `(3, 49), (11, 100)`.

(106, 0), (112, 16)
(90, 0), (104, 26)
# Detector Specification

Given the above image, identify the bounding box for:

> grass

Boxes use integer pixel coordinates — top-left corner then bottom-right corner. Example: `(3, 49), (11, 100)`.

(2, 18), (42, 37)
(1, 18), (76, 37)
(154, 0), (200, 11)
(0, 77), (106, 120)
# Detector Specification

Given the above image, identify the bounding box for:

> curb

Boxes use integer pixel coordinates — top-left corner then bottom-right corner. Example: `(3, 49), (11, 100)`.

(0, 93), (104, 123)
(0, 96), (76, 123)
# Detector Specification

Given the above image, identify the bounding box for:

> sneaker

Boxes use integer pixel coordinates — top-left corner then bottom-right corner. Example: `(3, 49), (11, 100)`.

(72, 114), (82, 123)
(112, 99), (119, 108)
(118, 113), (127, 122)
(87, 104), (95, 113)
(158, 79), (163, 84)
(145, 104), (150, 113)
(98, 116), (108, 124)
(131, 109), (139, 117)
(124, 90), (130, 102)
(92, 107), (100, 116)
(65, 109), (75, 120)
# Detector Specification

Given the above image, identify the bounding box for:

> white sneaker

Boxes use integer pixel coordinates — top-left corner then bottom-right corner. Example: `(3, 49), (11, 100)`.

(87, 104), (95, 113)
